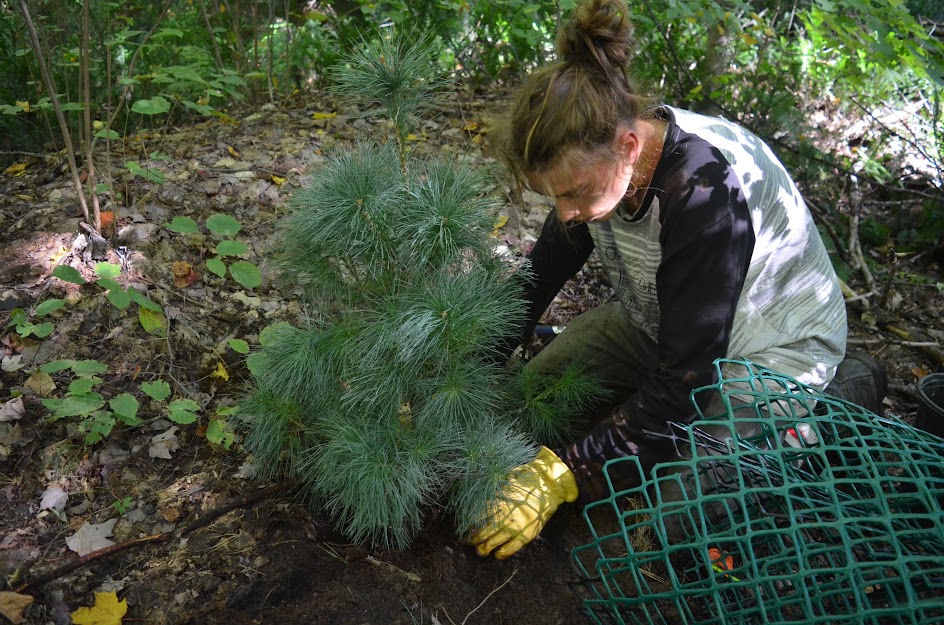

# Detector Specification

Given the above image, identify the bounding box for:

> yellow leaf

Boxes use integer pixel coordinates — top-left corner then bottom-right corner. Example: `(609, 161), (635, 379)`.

(471, 133), (483, 144)
(15, 100), (29, 113)
(312, 111), (337, 120)
(92, 120), (105, 130)
(3, 163), (28, 176)
(406, 133), (426, 142)
(741, 33), (758, 46)
(271, 175), (286, 187)
(688, 83), (704, 96)
(462, 121), (478, 131)
(138, 307), (168, 337)
(493, 215), (509, 229)
(227, 145), (240, 158)
(210, 361), (230, 381)
(16, 194), (33, 201)
(71, 591), (127, 625)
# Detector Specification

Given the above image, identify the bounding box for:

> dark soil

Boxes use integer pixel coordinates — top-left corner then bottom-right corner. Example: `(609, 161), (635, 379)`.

(1, 91), (942, 625)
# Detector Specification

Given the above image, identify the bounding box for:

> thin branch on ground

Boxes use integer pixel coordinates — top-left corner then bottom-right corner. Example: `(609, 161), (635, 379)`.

(13, 482), (293, 594)
(442, 567), (518, 625)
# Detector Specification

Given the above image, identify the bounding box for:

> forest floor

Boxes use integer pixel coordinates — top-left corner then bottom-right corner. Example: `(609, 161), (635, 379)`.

(1, 88), (942, 625)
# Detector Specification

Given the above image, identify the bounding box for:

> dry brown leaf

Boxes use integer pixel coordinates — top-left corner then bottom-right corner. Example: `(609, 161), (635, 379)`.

(24, 371), (56, 396)
(0, 591), (33, 624)
(172, 261), (199, 288)
(66, 519), (117, 556)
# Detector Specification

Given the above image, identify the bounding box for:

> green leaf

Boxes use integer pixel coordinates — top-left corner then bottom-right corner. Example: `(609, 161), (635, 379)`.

(229, 261), (261, 289)
(131, 95), (171, 115)
(94, 128), (120, 139)
(206, 257), (227, 278)
(246, 352), (263, 375)
(106, 287), (132, 310)
(68, 376), (102, 395)
(258, 322), (292, 346)
(166, 216), (200, 234)
(52, 265), (86, 284)
(71, 359), (108, 376)
(125, 161), (166, 184)
(110, 393), (141, 424)
(168, 398), (200, 424)
(32, 322), (54, 338)
(139, 306), (168, 337)
(127, 289), (163, 313)
(206, 214), (242, 237)
(40, 359), (74, 373)
(206, 419), (234, 449)
(141, 379), (171, 402)
(227, 338), (250, 354)
(95, 262), (121, 279)
(182, 100), (214, 116)
(96, 278), (121, 291)
(60, 102), (85, 112)
(83, 411), (115, 444)
(215, 240), (248, 256)
(43, 393), (105, 419)
(35, 299), (65, 317)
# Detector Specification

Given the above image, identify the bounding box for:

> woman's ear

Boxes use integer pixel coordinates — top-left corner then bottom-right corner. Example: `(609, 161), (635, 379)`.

(615, 127), (641, 166)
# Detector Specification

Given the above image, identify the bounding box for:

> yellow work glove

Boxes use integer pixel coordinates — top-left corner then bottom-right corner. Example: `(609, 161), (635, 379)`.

(470, 446), (578, 559)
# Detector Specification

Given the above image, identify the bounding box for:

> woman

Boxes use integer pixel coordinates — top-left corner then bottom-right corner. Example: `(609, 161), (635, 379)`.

(470, 0), (885, 559)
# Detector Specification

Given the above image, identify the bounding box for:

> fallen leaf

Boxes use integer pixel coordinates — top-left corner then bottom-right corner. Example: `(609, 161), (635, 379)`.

(462, 121), (478, 132)
(24, 371), (56, 396)
(312, 111), (336, 119)
(39, 484), (68, 511)
(210, 361), (229, 381)
(270, 174), (286, 186)
(913, 366), (929, 379)
(0, 591), (33, 624)
(66, 519), (117, 556)
(171, 261), (199, 288)
(0, 397), (25, 422)
(226, 145), (240, 158)
(71, 590), (127, 625)
(3, 162), (27, 176)
(149, 426), (179, 459)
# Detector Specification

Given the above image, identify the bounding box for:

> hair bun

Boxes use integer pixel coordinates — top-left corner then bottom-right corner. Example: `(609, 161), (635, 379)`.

(556, 0), (635, 73)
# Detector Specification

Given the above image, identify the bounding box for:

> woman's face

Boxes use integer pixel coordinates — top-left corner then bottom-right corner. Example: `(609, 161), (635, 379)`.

(526, 149), (635, 225)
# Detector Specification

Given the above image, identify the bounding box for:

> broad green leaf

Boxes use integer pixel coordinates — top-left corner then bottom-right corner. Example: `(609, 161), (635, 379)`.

(106, 287), (131, 310)
(72, 359), (108, 376)
(52, 265), (86, 284)
(127, 288), (163, 313)
(43, 393), (105, 419)
(206, 214), (241, 237)
(94, 128), (120, 139)
(125, 161), (166, 184)
(139, 307), (167, 337)
(206, 419), (234, 449)
(131, 95), (170, 115)
(83, 411), (116, 444)
(60, 102), (84, 112)
(35, 299), (65, 316)
(227, 338), (250, 353)
(206, 257), (227, 278)
(69, 377), (102, 395)
(168, 398), (200, 424)
(182, 100), (214, 116)
(141, 379), (171, 401)
(246, 352), (263, 375)
(258, 322), (291, 346)
(40, 359), (74, 373)
(110, 393), (141, 424)
(32, 322), (54, 338)
(96, 278), (121, 291)
(95, 262), (121, 279)
(166, 216), (199, 234)
(229, 261), (261, 289)
(215, 240), (248, 256)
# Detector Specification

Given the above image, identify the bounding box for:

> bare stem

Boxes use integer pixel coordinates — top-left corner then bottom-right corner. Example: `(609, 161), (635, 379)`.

(18, 0), (90, 224)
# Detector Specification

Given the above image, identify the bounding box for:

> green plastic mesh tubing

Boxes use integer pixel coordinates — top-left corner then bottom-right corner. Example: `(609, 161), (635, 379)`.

(572, 359), (944, 625)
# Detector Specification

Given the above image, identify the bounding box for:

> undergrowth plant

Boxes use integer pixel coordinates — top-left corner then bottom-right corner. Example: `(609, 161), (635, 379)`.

(238, 32), (604, 549)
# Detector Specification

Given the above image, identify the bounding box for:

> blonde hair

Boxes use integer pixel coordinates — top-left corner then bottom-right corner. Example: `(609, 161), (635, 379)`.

(501, 0), (649, 176)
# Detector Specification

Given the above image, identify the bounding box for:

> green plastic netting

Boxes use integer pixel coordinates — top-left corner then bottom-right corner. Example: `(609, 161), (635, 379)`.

(572, 359), (944, 625)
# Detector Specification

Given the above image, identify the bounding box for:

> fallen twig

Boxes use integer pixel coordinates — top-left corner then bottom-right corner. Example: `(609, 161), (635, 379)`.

(442, 567), (518, 625)
(13, 482), (292, 594)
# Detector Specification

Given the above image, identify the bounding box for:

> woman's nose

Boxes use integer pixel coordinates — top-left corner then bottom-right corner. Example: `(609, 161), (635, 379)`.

(555, 201), (579, 223)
